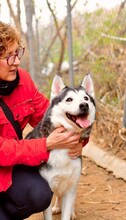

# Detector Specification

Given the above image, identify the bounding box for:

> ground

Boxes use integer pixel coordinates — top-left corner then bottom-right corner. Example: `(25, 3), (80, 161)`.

(26, 156), (126, 220)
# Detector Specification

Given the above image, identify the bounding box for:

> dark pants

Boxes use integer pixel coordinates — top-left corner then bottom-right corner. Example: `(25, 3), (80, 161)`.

(0, 165), (53, 220)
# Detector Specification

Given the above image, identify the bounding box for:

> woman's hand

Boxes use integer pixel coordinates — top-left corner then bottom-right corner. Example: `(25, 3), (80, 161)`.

(46, 126), (80, 154)
(68, 142), (83, 159)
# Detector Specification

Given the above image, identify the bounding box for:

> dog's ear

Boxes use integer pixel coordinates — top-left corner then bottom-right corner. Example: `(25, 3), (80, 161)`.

(50, 75), (65, 101)
(81, 73), (95, 98)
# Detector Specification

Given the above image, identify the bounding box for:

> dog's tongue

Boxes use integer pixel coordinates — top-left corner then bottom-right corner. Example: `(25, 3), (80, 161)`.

(76, 117), (90, 128)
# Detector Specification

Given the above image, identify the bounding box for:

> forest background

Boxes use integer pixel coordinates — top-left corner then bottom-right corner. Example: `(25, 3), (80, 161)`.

(1, 0), (126, 159)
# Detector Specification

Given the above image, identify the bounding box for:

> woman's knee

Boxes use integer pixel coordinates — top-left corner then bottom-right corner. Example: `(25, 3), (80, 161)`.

(28, 178), (53, 212)
(4, 178), (53, 219)
(5, 165), (53, 216)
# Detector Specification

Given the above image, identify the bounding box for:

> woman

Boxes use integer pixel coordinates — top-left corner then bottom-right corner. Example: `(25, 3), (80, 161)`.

(0, 22), (88, 220)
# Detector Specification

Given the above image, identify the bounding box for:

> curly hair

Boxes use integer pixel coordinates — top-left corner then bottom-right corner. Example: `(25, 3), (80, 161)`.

(0, 22), (22, 57)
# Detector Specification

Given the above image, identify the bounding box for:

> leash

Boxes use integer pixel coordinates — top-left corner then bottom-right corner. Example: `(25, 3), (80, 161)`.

(0, 99), (22, 140)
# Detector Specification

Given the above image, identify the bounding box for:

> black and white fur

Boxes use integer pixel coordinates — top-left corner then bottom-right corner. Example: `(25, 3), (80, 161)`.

(26, 74), (96, 220)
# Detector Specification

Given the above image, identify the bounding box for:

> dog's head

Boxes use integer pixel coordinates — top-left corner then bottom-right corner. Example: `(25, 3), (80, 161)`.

(50, 74), (96, 134)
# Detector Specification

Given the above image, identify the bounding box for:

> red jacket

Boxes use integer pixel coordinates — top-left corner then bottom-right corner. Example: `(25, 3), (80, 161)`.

(0, 68), (50, 192)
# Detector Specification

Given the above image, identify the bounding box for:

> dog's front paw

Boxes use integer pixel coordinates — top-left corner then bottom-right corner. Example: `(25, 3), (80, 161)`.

(71, 211), (76, 220)
(52, 206), (61, 215)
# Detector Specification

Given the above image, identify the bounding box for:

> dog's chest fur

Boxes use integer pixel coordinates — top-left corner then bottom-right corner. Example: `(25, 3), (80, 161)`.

(40, 150), (81, 196)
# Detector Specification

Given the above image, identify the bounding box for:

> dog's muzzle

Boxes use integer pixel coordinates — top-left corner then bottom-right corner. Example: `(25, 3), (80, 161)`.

(66, 103), (90, 129)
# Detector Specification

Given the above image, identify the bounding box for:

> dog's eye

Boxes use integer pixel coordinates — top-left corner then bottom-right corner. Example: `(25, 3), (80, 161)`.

(84, 96), (89, 101)
(66, 98), (73, 102)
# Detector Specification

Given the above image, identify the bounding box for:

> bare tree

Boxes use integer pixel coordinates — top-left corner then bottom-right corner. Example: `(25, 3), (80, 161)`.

(7, 0), (26, 39)
(6, 0), (22, 34)
(46, 0), (66, 73)
(42, 0), (78, 74)
(41, 21), (65, 67)
(117, 0), (126, 20)
(24, 0), (36, 80)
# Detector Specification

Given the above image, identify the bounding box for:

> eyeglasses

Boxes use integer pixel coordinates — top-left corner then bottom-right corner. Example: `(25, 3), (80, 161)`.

(1, 47), (25, 66)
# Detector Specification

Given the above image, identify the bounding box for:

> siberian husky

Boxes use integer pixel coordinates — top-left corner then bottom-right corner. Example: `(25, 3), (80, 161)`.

(26, 74), (96, 220)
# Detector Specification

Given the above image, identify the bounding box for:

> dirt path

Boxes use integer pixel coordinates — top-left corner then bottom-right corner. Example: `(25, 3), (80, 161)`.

(26, 156), (126, 220)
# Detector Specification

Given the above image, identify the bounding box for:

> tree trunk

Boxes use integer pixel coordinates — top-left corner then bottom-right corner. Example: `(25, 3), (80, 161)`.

(24, 0), (35, 80)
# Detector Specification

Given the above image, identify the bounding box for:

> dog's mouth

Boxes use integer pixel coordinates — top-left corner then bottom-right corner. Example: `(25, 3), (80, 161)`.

(66, 113), (90, 129)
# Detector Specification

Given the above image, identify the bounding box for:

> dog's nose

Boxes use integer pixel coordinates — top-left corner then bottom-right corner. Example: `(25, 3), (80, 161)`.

(79, 103), (88, 111)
